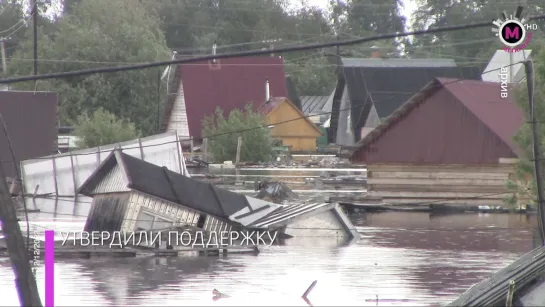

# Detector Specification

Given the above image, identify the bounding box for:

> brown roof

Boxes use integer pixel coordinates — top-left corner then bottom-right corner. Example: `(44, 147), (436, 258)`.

(160, 56), (288, 139)
(350, 78), (524, 164)
(0, 91), (58, 177)
(258, 97), (322, 134)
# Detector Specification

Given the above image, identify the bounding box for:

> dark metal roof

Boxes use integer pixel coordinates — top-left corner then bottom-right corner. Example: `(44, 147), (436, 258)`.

(301, 96), (329, 115)
(79, 151), (251, 219)
(341, 57), (457, 68)
(161, 56), (288, 139)
(0, 91), (58, 177)
(447, 245), (545, 306)
(350, 78), (524, 164)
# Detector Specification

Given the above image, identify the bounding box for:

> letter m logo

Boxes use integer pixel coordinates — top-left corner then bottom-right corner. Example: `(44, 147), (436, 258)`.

(504, 26), (520, 39)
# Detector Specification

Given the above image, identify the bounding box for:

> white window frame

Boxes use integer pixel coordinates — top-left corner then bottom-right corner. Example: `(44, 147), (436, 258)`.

(135, 209), (175, 231)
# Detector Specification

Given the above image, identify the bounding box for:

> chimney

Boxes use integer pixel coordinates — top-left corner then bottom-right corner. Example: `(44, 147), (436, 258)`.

(371, 45), (380, 58)
(212, 41), (217, 63)
(265, 78), (270, 102)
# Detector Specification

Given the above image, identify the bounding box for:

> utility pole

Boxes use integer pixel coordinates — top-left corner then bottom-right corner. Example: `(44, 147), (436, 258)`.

(524, 60), (545, 245)
(0, 38), (7, 75)
(31, 0), (38, 83)
(0, 161), (43, 306)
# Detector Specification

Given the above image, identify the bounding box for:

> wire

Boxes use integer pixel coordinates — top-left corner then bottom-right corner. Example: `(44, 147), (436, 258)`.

(4, 16), (545, 84)
(17, 60), (524, 162)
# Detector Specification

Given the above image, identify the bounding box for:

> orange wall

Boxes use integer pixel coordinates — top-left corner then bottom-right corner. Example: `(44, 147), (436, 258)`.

(266, 100), (322, 151)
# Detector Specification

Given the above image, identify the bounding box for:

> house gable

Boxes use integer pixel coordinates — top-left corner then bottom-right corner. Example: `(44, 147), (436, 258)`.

(267, 98), (322, 138)
(352, 87), (517, 165)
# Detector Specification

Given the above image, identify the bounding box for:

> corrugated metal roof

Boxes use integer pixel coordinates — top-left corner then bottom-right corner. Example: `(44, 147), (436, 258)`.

(162, 56), (288, 139)
(339, 65), (483, 141)
(78, 151), (283, 222)
(341, 57), (457, 68)
(301, 96), (329, 115)
(440, 78), (524, 157)
(248, 202), (332, 228)
(350, 78), (524, 163)
(0, 91), (58, 177)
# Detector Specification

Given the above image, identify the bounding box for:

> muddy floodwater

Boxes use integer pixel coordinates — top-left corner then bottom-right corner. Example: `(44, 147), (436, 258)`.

(0, 205), (537, 306)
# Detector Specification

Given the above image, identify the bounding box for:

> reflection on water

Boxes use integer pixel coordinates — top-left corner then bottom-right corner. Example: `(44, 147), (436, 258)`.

(0, 196), (536, 306)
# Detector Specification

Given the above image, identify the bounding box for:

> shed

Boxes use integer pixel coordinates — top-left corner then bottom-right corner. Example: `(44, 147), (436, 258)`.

(0, 91), (58, 177)
(350, 78), (524, 206)
(328, 56), (482, 146)
(160, 56), (288, 141)
(259, 97), (323, 152)
(79, 150), (360, 240)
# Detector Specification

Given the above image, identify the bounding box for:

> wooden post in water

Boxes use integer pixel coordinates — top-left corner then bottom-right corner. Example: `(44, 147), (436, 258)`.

(235, 136), (242, 165)
(0, 161), (42, 306)
(203, 138), (209, 162)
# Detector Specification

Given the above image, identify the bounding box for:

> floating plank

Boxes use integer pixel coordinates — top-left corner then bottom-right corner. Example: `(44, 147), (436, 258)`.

(367, 164), (515, 173)
(368, 184), (509, 193)
(367, 191), (510, 199)
(367, 178), (507, 186)
(368, 171), (509, 180)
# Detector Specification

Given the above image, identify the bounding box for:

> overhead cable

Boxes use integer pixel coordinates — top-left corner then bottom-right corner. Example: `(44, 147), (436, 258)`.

(2, 16), (545, 84)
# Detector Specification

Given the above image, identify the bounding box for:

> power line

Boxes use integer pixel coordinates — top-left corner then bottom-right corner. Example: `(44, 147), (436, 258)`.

(17, 61), (524, 162)
(3, 16), (545, 84)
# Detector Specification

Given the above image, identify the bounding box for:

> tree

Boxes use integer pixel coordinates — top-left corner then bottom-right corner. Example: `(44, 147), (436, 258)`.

(408, 0), (545, 64)
(7, 0), (170, 135)
(202, 104), (274, 163)
(72, 108), (139, 149)
(505, 47), (545, 209)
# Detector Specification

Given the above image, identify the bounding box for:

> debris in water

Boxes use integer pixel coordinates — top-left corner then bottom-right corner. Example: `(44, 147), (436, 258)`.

(254, 180), (298, 203)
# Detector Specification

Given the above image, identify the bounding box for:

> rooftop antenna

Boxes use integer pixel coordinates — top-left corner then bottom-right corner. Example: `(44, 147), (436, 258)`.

(212, 41), (217, 63)
(265, 78), (270, 102)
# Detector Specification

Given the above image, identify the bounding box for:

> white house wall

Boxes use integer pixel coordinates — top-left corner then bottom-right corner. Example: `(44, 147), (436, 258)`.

(166, 79), (190, 138)
(284, 208), (349, 238)
(20, 131), (189, 197)
(88, 164), (131, 194)
(481, 50), (532, 83)
(335, 85), (355, 146)
(121, 192), (200, 232)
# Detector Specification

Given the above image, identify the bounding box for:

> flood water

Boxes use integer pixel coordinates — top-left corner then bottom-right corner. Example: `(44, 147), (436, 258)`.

(0, 204), (537, 306)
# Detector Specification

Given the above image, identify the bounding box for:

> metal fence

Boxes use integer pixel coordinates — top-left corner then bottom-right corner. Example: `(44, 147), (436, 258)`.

(20, 131), (189, 197)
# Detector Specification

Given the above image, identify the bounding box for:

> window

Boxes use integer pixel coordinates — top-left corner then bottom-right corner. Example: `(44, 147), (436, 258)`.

(134, 211), (174, 231)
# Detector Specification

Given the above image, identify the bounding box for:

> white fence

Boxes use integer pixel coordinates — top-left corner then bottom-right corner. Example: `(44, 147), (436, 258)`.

(20, 131), (189, 197)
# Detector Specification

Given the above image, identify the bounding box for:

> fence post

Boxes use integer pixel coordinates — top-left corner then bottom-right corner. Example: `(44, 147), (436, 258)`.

(235, 136), (242, 165)
(52, 156), (59, 196)
(69, 152), (77, 196)
(138, 138), (145, 160)
(203, 138), (209, 162)
(175, 134), (183, 175)
(96, 146), (101, 168)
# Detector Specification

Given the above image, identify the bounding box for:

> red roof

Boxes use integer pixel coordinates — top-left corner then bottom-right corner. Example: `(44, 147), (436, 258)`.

(176, 56), (288, 139)
(350, 78), (525, 164)
(438, 78), (524, 156)
(258, 97), (285, 115)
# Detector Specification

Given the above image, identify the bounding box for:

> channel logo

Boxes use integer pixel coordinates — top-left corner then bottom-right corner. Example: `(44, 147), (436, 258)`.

(492, 6), (535, 53)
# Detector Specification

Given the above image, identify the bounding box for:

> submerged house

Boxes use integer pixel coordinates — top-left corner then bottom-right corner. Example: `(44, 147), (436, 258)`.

(79, 150), (360, 241)
(350, 78), (524, 206)
(160, 55), (292, 147)
(0, 91), (58, 178)
(328, 55), (482, 146)
(259, 95), (323, 152)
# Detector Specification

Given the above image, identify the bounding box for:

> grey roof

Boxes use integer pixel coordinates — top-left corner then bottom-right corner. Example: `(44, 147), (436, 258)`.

(341, 57), (457, 68)
(301, 96), (329, 115)
(448, 245), (545, 306)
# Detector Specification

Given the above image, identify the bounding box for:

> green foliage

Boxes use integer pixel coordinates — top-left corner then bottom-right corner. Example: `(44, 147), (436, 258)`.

(202, 104), (273, 163)
(72, 108), (140, 149)
(7, 0), (170, 135)
(504, 45), (545, 208)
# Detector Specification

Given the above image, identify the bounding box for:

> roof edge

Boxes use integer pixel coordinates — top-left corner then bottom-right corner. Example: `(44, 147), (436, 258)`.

(350, 78), (443, 158)
(76, 150), (117, 196)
